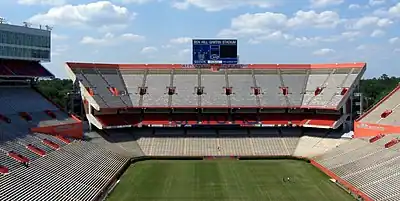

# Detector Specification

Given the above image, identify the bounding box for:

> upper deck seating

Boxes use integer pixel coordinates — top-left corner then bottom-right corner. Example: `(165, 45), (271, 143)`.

(0, 87), (78, 127)
(67, 63), (365, 110)
(0, 59), (53, 77)
(357, 84), (400, 127)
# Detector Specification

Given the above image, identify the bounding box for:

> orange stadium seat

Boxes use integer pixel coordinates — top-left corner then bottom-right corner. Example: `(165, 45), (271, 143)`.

(7, 151), (29, 163)
(381, 110), (393, 118)
(42, 139), (60, 150)
(0, 165), (9, 175)
(384, 138), (399, 148)
(26, 144), (46, 157)
(369, 134), (385, 143)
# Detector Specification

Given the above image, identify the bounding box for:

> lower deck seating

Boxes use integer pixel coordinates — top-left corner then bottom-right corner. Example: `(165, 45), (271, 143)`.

(135, 128), (301, 156)
(313, 138), (400, 201)
(0, 135), (130, 201)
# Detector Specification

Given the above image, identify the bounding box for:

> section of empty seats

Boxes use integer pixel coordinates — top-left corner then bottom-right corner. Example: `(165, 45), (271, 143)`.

(359, 86), (400, 124)
(96, 68), (133, 106)
(142, 73), (170, 107)
(172, 70), (199, 106)
(119, 70), (144, 107)
(0, 152), (22, 171)
(280, 71), (308, 106)
(342, 155), (400, 188)
(80, 68), (126, 108)
(313, 139), (366, 163)
(0, 174), (73, 201)
(227, 72), (258, 106)
(0, 141), (41, 160)
(0, 87), (58, 114)
(0, 60), (53, 77)
(11, 166), (97, 201)
(331, 148), (396, 177)
(301, 69), (330, 106)
(307, 71), (346, 107)
(200, 71), (228, 106)
(254, 70), (285, 107)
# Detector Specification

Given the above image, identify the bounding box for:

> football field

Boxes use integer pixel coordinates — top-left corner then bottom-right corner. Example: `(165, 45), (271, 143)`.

(107, 159), (355, 201)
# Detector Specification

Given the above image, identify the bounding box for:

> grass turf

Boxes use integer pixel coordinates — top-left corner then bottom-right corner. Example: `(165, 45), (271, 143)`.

(107, 159), (355, 201)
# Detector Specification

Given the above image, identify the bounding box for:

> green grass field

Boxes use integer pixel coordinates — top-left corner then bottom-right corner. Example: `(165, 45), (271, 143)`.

(107, 159), (355, 201)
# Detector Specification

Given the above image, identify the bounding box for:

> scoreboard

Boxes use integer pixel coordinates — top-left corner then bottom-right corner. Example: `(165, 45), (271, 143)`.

(192, 39), (238, 64)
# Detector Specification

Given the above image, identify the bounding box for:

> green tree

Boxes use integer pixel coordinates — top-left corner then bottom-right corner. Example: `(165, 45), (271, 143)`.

(36, 78), (73, 108)
(360, 74), (400, 109)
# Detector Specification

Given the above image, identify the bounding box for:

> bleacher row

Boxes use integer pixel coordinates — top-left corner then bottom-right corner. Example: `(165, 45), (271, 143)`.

(132, 128), (301, 156)
(69, 64), (362, 109)
(0, 139), (129, 201)
(0, 87), (77, 127)
(313, 135), (400, 201)
(0, 86), (131, 201)
(358, 84), (400, 126)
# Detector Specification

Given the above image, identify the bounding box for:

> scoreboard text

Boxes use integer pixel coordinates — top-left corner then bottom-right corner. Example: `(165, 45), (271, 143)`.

(192, 39), (238, 64)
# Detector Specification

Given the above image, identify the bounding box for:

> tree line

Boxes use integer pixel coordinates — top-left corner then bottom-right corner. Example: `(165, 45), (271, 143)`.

(36, 74), (400, 112)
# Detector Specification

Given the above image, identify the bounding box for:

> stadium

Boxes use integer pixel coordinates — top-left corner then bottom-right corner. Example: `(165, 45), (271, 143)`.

(1, 21), (400, 201)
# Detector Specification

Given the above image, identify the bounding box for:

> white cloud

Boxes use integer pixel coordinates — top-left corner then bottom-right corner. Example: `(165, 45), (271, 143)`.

(370, 29), (385, 37)
(222, 10), (341, 34)
(81, 33), (145, 46)
(287, 10), (341, 28)
(348, 4), (361, 9)
(28, 1), (135, 30)
(309, 0), (344, 8)
(170, 37), (192, 44)
(141, 46), (158, 54)
(346, 16), (393, 29)
(388, 3), (400, 17)
(313, 48), (335, 55)
(369, 0), (385, 6)
(18, 0), (66, 6)
(218, 10), (342, 44)
(172, 0), (275, 12)
(389, 37), (399, 44)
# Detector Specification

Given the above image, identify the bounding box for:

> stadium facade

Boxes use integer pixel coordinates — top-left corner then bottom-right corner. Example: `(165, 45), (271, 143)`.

(66, 62), (366, 132)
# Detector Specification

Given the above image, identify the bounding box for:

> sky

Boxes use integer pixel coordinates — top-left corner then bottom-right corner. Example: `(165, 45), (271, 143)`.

(0, 0), (399, 79)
